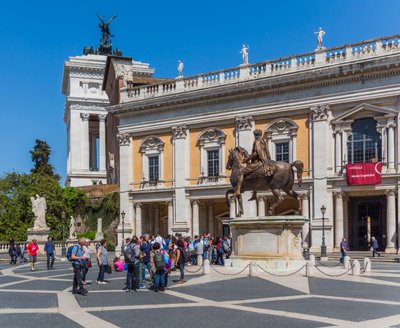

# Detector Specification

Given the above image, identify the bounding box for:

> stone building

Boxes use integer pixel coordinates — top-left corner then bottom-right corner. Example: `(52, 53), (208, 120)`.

(102, 34), (400, 254)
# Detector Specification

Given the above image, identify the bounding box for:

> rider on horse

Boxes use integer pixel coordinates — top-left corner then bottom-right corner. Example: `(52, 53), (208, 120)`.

(239, 129), (275, 201)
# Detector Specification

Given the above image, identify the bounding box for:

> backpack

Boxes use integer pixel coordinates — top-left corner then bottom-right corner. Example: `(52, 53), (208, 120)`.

(180, 247), (191, 263)
(223, 241), (229, 252)
(123, 243), (135, 263)
(154, 252), (165, 270)
(203, 238), (209, 248)
(66, 245), (78, 262)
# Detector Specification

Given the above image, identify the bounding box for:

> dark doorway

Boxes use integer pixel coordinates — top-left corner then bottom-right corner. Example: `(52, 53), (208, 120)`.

(348, 196), (386, 251)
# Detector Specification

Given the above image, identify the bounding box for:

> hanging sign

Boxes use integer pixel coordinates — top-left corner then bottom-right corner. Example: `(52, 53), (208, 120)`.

(346, 162), (382, 185)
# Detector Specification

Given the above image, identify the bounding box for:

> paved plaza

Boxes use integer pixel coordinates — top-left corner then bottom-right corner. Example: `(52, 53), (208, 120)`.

(0, 260), (399, 327)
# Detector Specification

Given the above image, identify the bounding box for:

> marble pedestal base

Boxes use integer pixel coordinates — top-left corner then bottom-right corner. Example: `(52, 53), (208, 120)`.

(27, 228), (50, 243)
(223, 215), (308, 269)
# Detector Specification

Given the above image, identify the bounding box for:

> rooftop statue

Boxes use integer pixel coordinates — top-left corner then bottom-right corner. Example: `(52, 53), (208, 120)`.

(97, 14), (118, 46)
(315, 27), (326, 49)
(177, 60), (184, 77)
(240, 45), (249, 65)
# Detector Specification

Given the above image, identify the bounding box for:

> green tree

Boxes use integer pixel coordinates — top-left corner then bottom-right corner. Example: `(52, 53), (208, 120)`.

(30, 139), (59, 178)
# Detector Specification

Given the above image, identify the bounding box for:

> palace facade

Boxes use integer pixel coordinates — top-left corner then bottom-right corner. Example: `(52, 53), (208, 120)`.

(100, 34), (400, 253)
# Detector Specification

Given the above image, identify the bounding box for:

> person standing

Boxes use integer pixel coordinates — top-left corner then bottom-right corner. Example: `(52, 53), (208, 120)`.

(8, 238), (17, 265)
(96, 239), (108, 284)
(339, 238), (347, 263)
(151, 242), (165, 292)
(175, 239), (185, 284)
(27, 239), (39, 271)
(371, 237), (381, 257)
(140, 234), (151, 289)
(81, 239), (91, 285)
(19, 243), (26, 263)
(44, 236), (56, 269)
(70, 238), (88, 295)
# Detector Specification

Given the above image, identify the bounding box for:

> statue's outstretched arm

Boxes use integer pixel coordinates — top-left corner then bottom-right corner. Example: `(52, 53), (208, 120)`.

(97, 13), (105, 25)
(107, 15), (118, 25)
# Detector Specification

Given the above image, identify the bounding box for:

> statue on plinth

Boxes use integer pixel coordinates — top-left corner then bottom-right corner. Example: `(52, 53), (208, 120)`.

(69, 216), (77, 240)
(96, 218), (104, 240)
(30, 195), (49, 230)
(97, 14), (118, 55)
(225, 130), (304, 216)
(177, 60), (184, 78)
(240, 45), (249, 65)
(315, 27), (326, 49)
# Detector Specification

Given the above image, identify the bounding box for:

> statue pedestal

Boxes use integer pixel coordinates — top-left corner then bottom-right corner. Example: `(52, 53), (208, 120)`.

(27, 228), (50, 243)
(67, 237), (78, 244)
(223, 216), (308, 269)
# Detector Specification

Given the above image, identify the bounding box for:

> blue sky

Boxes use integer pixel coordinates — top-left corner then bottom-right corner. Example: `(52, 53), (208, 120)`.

(0, 0), (399, 183)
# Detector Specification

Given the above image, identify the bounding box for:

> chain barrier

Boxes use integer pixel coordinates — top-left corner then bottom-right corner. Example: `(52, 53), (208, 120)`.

(256, 264), (306, 277)
(184, 264), (204, 273)
(210, 264), (249, 276)
(316, 260), (343, 268)
(314, 264), (354, 277)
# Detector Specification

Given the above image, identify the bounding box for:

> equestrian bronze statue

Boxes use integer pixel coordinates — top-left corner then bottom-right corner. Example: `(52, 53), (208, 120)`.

(226, 129), (304, 217)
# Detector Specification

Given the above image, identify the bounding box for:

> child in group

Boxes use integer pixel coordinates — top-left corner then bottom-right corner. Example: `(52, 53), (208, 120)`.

(113, 257), (125, 272)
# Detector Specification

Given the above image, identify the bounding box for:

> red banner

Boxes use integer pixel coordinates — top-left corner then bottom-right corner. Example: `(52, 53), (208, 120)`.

(346, 162), (382, 185)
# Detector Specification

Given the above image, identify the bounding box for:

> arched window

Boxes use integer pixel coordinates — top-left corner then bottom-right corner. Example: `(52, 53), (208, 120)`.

(347, 118), (381, 164)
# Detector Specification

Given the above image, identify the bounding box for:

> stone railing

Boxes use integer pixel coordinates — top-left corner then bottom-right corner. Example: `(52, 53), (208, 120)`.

(123, 34), (400, 102)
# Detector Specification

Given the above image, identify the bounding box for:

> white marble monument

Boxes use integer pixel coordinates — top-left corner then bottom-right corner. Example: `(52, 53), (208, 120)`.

(27, 195), (50, 242)
(95, 218), (104, 240)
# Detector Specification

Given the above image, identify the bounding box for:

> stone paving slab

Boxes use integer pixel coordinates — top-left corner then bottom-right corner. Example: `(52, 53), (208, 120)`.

(2, 279), (71, 291)
(309, 277), (400, 302)
(89, 306), (329, 328)
(173, 277), (304, 302)
(0, 275), (27, 285)
(0, 313), (82, 328)
(367, 275), (400, 283)
(0, 292), (57, 308)
(76, 290), (193, 308)
(243, 296), (400, 322)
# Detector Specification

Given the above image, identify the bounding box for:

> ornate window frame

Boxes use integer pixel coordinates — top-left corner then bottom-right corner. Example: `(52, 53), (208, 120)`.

(140, 136), (165, 187)
(197, 128), (226, 183)
(265, 119), (298, 162)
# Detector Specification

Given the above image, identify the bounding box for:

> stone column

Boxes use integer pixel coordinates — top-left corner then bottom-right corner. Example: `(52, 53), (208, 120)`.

(117, 132), (133, 250)
(80, 113), (90, 170)
(154, 204), (160, 235)
(192, 200), (200, 237)
(333, 191), (345, 249)
(387, 119), (396, 172)
(229, 197), (236, 219)
(98, 114), (107, 172)
(167, 201), (173, 235)
(290, 130), (297, 161)
(235, 115), (257, 217)
(90, 134), (97, 170)
(172, 125), (189, 228)
(334, 128), (342, 174)
(385, 189), (397, 252)
(207, 202), (215, 235)
(95, 218), (103, 240)
(257, 196), (266, 217)
(300, 193), (310, 245)
(134, 203), (142, 237)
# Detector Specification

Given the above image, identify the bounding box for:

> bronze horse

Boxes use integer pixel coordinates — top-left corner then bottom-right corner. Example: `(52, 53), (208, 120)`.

(225, 147), (304, 216)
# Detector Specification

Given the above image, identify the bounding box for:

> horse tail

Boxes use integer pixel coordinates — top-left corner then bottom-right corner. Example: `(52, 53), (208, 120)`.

(225, 188), (234, 207)
(291, 160), (304, 187)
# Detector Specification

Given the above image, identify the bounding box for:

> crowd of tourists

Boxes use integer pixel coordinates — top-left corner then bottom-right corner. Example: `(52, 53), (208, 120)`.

(68, 233), (232, 296)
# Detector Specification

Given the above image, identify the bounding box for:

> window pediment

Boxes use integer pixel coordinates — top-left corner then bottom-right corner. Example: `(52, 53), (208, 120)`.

(197, 128), (226, 146)
(265, 119), (298, 137)
(332, 103), (398, 124)
(140, 136), (165, 153)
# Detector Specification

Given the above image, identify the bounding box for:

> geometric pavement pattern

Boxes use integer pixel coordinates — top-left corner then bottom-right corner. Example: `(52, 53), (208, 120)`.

(0, 261), (399, 328)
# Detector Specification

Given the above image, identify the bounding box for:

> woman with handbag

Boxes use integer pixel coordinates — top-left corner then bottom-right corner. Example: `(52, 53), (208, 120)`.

(96, 239), (108, 284)
(81, 239), (92, 285)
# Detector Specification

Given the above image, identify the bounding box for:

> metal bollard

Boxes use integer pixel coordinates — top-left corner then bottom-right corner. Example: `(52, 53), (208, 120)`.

(309, 254), (315, 266)
(249, 261), (257, 277)
(352, 259), (360, 275)
(344, 256), (350, 269)
(363, 257), (371, 273)
(197, 254), (203, 267)
(203, 259), (210, 275)
(306, 261), (314, 277)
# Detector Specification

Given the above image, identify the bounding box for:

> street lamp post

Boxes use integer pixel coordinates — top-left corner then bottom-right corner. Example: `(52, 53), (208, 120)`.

(120, 211), (126, 256)
(320, 205), (327, 259)
(61, 211), (66, 256)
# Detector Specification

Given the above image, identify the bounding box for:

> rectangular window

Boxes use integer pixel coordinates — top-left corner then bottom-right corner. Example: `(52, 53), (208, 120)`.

(276, 142), (289, 162)
(207, 150), (219, 177)
(148, 156), (159, 182)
